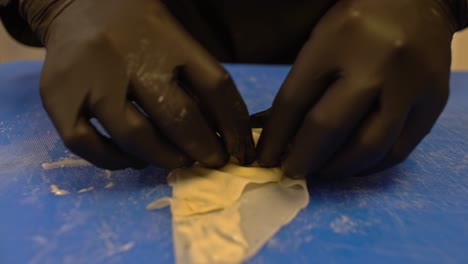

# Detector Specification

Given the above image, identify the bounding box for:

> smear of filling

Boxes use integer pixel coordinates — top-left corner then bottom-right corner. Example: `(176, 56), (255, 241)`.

(50, 184), (70, 196)
(42, 157), (92, 170)
(77, 186), (95, 193)
(148, 130), (309, 264)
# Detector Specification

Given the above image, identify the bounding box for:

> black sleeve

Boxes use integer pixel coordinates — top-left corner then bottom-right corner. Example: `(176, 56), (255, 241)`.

(445, 0), (468, 30)
(462, 0), (468, 29)
(0, 2), (42, 47)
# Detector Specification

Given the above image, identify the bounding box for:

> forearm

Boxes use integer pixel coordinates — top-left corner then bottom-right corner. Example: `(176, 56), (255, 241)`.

(0, 0), (42, 46)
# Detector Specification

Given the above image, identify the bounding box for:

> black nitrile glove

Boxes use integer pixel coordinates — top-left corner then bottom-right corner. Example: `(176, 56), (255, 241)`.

(19, 0), (255, 170)
(255, 0), (467, 180)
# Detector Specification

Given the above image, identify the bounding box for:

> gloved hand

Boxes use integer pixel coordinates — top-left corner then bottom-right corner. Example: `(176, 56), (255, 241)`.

(20, 0), (255, 170)
(255, 0), (464, 180)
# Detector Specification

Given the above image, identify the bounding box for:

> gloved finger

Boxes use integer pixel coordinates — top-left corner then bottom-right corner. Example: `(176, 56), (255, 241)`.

(317, 101), (409, 179)
(93, 99), (193, 169)
(182, 51), (255, 165)
(40, 56), (145, 170)
(64, 117), (146, 170)
(131, 76), (228, 168)
(250, 108), (272, 128)
(283, 77), (379, 179)
(256, 34), (337, 167)
(358, 90), (449, 176)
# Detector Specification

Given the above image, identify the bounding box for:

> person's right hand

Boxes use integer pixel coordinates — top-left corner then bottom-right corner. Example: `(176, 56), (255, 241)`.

(20, 0), (255, 169)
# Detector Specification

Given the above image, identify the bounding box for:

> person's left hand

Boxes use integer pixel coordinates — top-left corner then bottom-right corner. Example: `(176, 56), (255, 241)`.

(254, 0), (458, 180)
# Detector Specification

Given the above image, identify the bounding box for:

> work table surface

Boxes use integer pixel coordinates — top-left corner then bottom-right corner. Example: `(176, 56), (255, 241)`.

(1, 61), (467, 264)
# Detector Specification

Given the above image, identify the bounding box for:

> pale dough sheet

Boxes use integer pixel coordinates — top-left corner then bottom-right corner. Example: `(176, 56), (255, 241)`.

(147, 130), (309, 264)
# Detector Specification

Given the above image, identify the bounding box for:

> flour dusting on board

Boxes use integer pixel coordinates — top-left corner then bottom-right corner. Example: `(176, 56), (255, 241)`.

(330, 215), (357, 234)
(98, 221), (136, 258)
(43, 156), (115, 194)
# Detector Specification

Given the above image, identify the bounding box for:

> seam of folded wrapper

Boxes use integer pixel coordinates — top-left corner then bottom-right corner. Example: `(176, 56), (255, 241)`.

(146, 168), (295, 217)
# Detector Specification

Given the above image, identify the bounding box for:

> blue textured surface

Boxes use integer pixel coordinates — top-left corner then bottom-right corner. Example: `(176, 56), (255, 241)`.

(0, 61), (467, 264)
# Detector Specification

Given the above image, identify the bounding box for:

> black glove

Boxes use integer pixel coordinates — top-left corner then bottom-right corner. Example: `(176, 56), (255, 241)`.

(255, 0), (467, 180)
(20, 0), (255, 170)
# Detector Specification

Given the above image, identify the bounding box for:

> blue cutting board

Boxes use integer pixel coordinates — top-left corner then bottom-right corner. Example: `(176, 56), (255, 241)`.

(0, 61), (467, 264)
